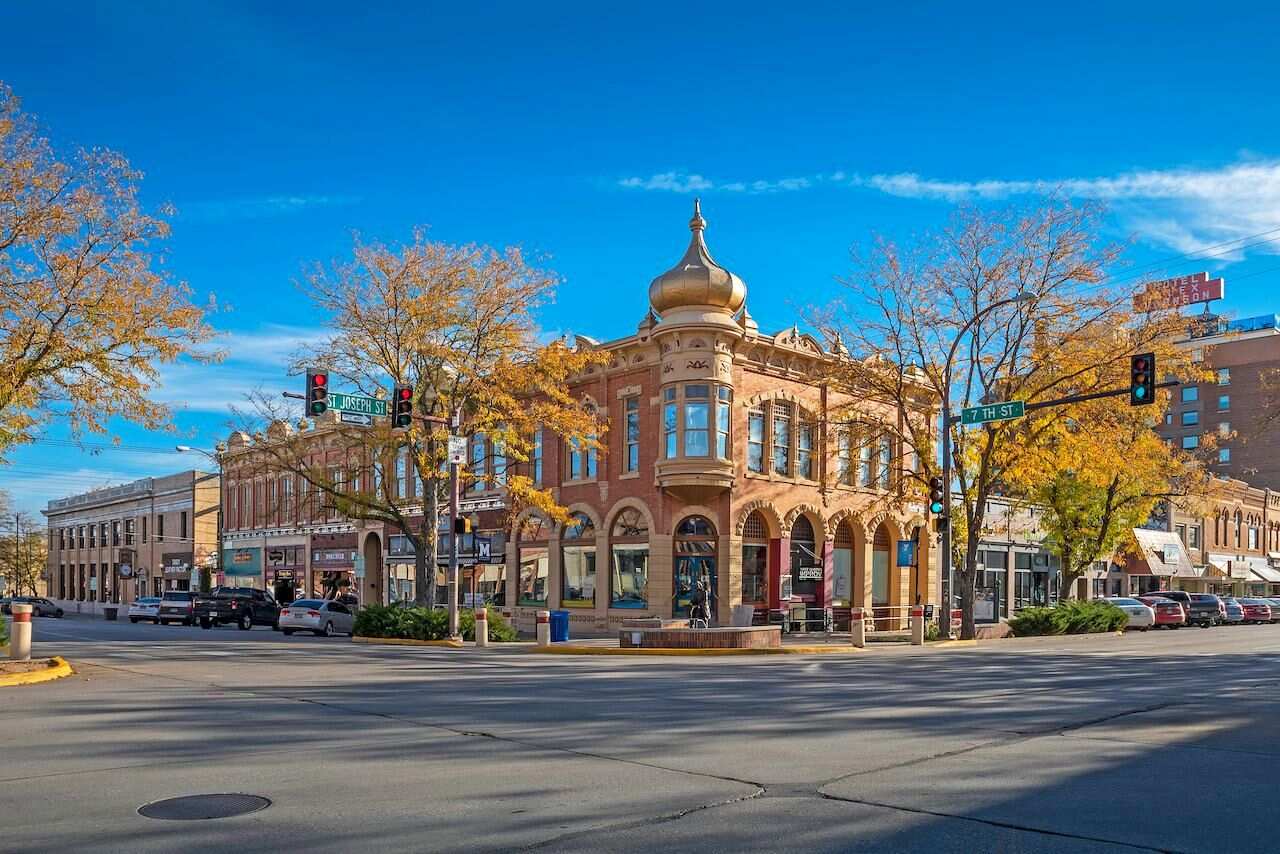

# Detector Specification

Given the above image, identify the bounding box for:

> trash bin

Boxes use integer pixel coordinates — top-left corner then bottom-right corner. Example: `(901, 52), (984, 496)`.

(103, 606), (119, 621)
(549, 610), (571, 643)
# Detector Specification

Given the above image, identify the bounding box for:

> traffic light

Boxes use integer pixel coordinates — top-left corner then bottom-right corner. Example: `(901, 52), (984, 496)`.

(928, 476), (945, 515)
(393, 385), (413, 428)
(1130, 352), (1155, 406)
(453, 516), (471, 535)
(306, 370), (328, 416)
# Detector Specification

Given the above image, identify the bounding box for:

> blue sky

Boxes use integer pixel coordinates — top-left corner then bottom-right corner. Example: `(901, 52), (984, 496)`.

(6, 1), (1280, 514)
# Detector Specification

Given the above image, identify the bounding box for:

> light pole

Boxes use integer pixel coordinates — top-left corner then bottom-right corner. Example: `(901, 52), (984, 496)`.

(938, 292), (1034, 639)
(176, 443), (226, 595)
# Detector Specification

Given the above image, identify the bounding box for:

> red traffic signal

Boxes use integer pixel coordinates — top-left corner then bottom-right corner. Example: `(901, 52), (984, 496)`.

(306, 370), (328, 416)
(393, 385), (413, 428)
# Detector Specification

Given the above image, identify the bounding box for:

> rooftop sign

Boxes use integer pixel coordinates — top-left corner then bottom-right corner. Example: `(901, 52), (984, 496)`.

(1134, 272), (1224, 312)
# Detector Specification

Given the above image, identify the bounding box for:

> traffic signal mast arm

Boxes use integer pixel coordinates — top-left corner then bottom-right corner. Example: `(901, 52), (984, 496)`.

(942, 382), (1180, 426)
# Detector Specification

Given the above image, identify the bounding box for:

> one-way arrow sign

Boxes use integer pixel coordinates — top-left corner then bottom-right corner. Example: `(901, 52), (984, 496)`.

(340, 412), (373, 427)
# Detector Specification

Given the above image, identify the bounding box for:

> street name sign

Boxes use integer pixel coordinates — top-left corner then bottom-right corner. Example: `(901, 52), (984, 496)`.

(329, 392), (388, 417)
(339, 411), (373, 427)
(960, 400), (1025, 426)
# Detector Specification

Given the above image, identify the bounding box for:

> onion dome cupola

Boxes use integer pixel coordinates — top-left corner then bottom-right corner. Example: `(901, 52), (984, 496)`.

(648, 199), (747, 322)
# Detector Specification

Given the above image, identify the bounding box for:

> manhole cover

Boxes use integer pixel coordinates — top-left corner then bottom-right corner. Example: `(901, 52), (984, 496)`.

(138, 794), (271, 821)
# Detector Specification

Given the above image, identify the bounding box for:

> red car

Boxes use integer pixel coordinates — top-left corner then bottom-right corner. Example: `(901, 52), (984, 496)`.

(1138, 596), (1186, 628)
(1239, 598), (1274, 624)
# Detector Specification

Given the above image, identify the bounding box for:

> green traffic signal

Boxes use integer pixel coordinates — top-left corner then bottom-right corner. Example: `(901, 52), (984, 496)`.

(930, 501), (944, 514)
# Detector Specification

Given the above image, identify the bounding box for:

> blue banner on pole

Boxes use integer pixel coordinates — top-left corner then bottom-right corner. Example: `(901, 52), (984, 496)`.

(896, 540), (916, 567)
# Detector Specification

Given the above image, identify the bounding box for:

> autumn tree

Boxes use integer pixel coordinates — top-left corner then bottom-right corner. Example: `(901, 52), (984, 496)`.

(0, 83), (215, 460)
(0, 490), (47, 596)
(238, 230), (605, 609)
(819, 199), (1196, 639)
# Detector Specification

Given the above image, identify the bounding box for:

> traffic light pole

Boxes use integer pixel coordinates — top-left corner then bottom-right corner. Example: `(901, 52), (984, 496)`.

(939, 377), (1179, 640)
(447, 408), (462, 641)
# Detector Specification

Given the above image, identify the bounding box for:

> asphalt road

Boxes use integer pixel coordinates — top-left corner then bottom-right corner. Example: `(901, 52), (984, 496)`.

(8, 616), (1280, 853)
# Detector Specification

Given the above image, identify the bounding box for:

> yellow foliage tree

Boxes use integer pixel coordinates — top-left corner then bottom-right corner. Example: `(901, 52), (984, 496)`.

(0, 84), (215, 458)
(239, 231), (606, 608)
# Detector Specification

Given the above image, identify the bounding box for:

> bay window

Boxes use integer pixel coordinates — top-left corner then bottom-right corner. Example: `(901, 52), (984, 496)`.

(663, 388), (678, 458)
(716, 388), (731, 458)
(684, 384), (710, 455)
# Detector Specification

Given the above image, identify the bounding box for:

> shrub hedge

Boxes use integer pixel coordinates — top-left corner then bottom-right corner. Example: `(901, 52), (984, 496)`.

(353, 604), (519, 642)
(1008, 600), (1129, 637)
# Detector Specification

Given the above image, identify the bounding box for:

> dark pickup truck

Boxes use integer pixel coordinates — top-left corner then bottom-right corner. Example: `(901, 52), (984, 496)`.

(195, 587), (280, 630)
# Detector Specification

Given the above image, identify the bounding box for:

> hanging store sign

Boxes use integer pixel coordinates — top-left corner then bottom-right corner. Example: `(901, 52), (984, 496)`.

(797, 566), (823, 581)
(897, 540), (917, 567)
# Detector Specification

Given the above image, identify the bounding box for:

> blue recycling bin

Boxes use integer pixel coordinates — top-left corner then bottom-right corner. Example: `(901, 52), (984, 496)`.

(550, 610), (571, 643)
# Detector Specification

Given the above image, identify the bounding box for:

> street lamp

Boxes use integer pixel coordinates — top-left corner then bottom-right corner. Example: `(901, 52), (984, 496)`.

(176, 443), (226, 595)
(938, 291), (1034, 640)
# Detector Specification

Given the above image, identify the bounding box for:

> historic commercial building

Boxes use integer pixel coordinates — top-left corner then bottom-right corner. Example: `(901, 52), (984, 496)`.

(42, 470), (220, 610)
(215, 202), (937, 633)
(1157, 311), (1280, 489)
(499, 202), (935, 635)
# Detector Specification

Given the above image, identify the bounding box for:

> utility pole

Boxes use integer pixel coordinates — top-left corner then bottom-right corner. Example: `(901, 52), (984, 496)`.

(447, 407), (462, 640)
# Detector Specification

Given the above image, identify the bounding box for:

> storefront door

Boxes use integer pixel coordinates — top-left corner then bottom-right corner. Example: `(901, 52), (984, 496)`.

(673, 516), (718, 621)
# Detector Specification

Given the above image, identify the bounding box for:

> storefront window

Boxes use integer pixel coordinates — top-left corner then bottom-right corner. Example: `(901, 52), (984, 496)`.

(610, 508), (649, 609)
(561, 513), (596, 608)
(832, 520), (854, 606)
(518, 515), (549, 606)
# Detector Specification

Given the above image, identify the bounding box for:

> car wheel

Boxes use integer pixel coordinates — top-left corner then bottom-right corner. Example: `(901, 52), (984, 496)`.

(1140, 626), (1149, 632)
(324, 621), (335, 637)
(56, 610), (64, 618)
(238, 612), (252, 631)
(130, 617), (139, 624)
(200, 618), (212, 629)
(282, 628), (295, 636)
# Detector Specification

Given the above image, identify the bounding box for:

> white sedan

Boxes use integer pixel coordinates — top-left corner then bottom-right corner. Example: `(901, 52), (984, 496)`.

(1103, 597), (1156, 631)
(128, 597), (162, 624)
(278, 599), (356, 637)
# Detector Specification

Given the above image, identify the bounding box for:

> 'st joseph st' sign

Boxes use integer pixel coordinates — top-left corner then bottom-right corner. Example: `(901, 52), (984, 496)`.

(960, 400), (1025, 426)
(328, 392), (388, 417)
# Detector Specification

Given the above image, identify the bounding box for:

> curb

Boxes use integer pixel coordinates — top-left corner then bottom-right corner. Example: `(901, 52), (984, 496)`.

(352, 636), (465, 648)
(0, 656), (74, 688)
(529, 644), (863, 656)
(926, 639), (979, 648)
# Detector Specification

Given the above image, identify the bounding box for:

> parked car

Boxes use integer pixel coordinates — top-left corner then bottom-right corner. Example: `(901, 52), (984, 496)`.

(1239, 598), (1273, 624)
(1262, 598), (1280, 623)
(1176, 593), (1224, 627)
(1102, 597), (1155, 630)
(1138, 596), (1186, 628)
(157, 591), (197, 625)
(1221, 598), (1246, 624)
(4, 596), (64, 618)
(278, 599), (356, 637)
(127, 597), (162, 623)
(194, 587), (280, 630)
(1144, 590), (1192, 621)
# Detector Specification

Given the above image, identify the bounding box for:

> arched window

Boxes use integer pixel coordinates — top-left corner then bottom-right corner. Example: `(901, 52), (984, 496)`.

(561, 513), (597, 608)
(518, 515), (550, 607)
(789, 516), (821, 601)
(674, 516), (718, 620)
(610, 508), (649, 609)
(1235, 510), (1243, 548)
(741, 511), (769, 604)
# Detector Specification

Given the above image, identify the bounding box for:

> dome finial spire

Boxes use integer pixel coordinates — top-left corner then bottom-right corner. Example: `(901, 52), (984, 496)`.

(689, 197), (706, 233)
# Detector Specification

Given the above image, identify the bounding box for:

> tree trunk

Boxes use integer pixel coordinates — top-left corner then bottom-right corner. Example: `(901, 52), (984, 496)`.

(415, 480), (440, 607)
(958, 536), (981, 640)
(1058, 547), (1076, 600)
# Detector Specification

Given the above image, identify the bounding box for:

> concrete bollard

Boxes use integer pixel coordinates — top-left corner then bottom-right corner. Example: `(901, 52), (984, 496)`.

(910, 606), (925, 645)
(475, 608), (489, 648)
(850, 607), (865, 648)
(9, 603), (33, 661)
(535, 610), (550, 647)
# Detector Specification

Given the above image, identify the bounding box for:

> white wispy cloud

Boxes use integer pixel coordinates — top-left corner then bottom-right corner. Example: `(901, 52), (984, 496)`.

(618, 171), (829, 194)
(177, 194), (360, 222)
(619, 161), (1280, 259)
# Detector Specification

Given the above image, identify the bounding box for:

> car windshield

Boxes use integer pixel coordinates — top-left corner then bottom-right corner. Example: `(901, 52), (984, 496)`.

(289, 600), (324, 609)
(1190, 595), (1217, 602)
(162, 592), (194, 601)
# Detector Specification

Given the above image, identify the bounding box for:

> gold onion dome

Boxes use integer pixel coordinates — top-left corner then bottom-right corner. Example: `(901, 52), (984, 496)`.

(648, 199), (747, 316)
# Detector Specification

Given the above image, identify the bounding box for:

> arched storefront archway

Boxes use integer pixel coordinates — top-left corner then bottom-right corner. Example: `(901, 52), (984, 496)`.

(740, 510), (770, 610)
(360, 532), (382, 606)
(789, 515), (821, 605)
(517, 514), (550, 608)
(872, 521), (893, 629)
(832, 519), (855, 608)
(560, 512), (597, 609)
(673, 515), (718, 621)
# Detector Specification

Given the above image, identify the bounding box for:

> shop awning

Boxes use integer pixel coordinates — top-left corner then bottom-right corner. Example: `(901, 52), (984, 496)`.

(1248, 558), (1280, 583)
(1207, 553), (1261, 581)
(1130, 529), (1197, 577)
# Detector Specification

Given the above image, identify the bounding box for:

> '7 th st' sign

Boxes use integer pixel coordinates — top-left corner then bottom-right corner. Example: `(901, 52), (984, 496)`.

(960, 400), (1025, 426)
